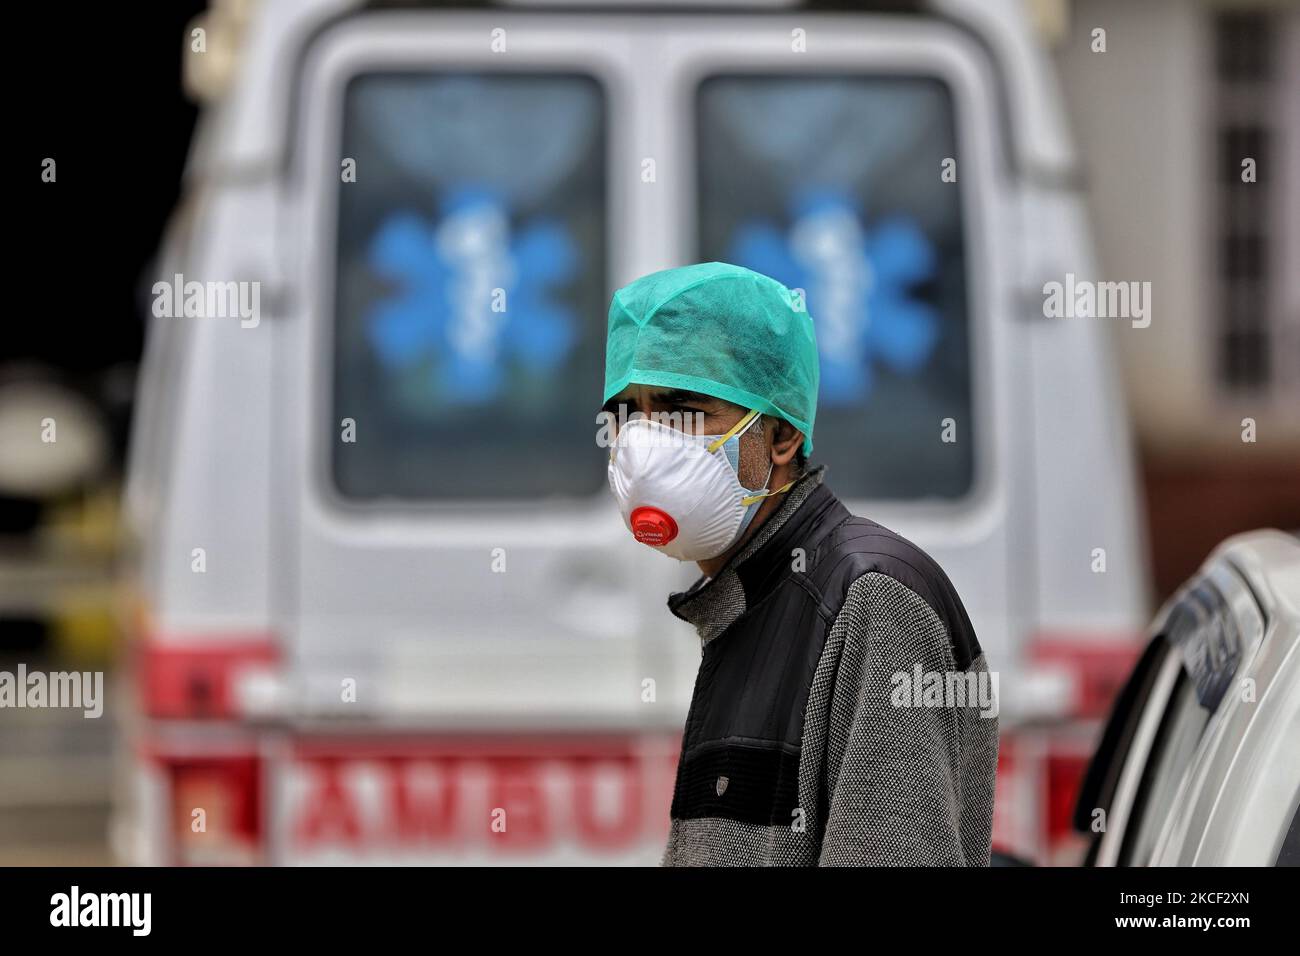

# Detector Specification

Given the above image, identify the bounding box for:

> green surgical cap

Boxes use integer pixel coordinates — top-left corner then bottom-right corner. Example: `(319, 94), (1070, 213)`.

(604, 262), (819, 456)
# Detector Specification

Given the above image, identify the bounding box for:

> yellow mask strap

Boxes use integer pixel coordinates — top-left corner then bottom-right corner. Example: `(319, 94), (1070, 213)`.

(707, 409), (795, 504)
(741, 478), (796, 507)
(706, 408), (762, 455)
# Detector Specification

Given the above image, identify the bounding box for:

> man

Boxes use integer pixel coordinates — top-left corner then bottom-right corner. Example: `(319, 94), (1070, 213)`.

(601, 262), (998, 866)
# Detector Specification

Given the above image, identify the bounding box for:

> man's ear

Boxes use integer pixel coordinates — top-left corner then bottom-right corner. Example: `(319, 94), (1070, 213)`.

(768, 417), (803, 466)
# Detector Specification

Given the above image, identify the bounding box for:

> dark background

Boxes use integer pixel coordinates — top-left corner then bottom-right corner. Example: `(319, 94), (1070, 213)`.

(8, 1), (204, 465)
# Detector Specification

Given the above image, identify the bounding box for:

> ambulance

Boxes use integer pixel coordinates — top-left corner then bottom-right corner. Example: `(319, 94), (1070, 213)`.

(116, 0), (1148, 865)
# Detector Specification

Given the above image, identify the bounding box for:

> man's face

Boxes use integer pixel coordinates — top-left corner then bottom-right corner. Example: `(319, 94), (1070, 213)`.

(602, 385), (773, 491)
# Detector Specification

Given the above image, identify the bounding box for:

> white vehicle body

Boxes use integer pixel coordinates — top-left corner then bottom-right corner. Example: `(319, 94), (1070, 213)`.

(1085, 529), (1300, 867)
(117, 0), (1147, 865)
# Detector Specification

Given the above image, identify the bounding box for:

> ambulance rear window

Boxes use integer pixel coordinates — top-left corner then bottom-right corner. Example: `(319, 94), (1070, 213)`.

(332, 71), (608, 500)
(696, 74), (974, 500)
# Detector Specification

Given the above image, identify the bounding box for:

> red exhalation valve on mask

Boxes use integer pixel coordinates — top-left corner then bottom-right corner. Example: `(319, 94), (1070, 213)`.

(630, 506), (679, 547)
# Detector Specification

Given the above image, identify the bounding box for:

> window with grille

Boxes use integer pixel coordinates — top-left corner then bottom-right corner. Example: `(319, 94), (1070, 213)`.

(1212, 8), (1299, 397)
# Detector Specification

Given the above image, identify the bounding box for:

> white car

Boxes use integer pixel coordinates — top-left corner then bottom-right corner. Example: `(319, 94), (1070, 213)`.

(1077, 529), (1300, 866)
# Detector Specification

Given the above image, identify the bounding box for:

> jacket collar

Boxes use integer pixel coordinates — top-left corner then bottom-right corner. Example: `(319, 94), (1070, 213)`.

(667, 466), (839, 643)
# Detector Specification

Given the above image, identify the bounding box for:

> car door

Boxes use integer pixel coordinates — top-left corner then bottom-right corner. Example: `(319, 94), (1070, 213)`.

(663, 15), (1021, 672)
(1080, 561), (1267, 865)
(283, 12), (693, 726)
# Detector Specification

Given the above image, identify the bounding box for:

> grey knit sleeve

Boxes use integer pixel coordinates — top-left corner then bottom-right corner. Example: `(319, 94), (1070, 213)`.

(817, 573), (998, 866)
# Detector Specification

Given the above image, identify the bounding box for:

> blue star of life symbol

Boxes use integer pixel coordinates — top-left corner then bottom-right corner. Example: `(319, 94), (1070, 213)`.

(365, 187), (579, 406)
(728, 190), (941, 407)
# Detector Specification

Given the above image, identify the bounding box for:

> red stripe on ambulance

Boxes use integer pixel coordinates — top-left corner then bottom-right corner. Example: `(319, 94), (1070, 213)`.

(289, 737), (678, 858)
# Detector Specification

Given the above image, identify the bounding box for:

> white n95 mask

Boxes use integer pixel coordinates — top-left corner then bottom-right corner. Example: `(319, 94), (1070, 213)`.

(607, 409), (794, 562)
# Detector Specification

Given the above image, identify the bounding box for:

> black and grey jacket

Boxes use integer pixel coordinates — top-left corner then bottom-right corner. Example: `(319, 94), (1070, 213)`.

(662, 466), (998, 866)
